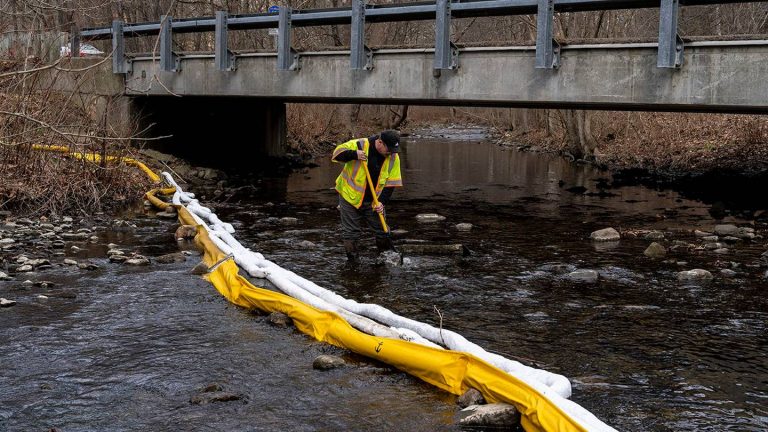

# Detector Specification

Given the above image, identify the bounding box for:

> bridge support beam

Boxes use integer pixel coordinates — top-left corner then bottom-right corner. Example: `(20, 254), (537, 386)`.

(215, 11), (236, 71)
(434, 0), (458, 71)
(658, 0), (683, 68)
(351, 0), (373, 70)
(535, 0), (559, 69)
(160, 15), (180, 72)
(278, 8), (300, 71)
(111, 20), (130, 74)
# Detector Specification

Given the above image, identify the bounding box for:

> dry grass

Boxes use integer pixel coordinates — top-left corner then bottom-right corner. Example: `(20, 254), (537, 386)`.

(0, 58), (152, 216)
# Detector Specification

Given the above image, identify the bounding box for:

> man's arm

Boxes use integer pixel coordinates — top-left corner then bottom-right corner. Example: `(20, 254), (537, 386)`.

(379, 187), (395, 204)
(333, 150), (359, 162)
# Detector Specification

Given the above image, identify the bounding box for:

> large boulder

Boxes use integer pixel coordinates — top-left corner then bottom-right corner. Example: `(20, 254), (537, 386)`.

(590, 228), (620, 242)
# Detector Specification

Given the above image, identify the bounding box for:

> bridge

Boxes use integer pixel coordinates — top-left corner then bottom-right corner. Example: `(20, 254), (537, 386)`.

(65, 0), (768, 156)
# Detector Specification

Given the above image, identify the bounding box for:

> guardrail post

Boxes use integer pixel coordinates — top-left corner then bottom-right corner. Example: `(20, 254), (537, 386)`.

(70, 25), (80, 58)
(111, 20), (129, 74)
(535, 0), (559, 69)
(351, 0), (373, 70)
(215, 11), (236, 71)
(434, 0), (458, 73)
(658, 0), (683, 68)
(160, 15), (180, 72)
(278, 7), (300, 71)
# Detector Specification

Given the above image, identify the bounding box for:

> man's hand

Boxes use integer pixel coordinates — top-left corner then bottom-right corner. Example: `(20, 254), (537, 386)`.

(356, 150), (367, 161)
(373, 203), (384, 214)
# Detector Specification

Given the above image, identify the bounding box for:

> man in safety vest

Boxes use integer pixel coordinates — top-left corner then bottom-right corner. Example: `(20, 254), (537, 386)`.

(332, 130), (403, 263)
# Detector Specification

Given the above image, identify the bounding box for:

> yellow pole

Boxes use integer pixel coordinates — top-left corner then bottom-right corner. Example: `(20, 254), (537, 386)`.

(361, 161), (389, 234)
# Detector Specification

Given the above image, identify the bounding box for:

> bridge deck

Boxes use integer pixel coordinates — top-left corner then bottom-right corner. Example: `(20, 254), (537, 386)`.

(125, 41), (768, 113)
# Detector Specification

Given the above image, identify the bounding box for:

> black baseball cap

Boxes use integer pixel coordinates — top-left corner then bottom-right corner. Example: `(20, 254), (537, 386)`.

(380, 130), (400, 153)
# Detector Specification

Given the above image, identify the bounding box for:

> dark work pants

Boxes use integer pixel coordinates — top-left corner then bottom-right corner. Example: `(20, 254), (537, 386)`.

(338, 195), (388, 240)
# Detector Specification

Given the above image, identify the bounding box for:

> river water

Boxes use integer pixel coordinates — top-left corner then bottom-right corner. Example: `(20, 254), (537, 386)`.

(1, 127), (766, 431)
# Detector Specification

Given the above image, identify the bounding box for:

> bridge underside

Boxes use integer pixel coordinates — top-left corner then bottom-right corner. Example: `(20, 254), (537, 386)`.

(126, 41), (768, 114)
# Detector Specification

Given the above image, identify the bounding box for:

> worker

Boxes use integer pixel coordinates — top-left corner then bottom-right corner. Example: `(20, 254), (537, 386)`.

(331, 130), (403, 263)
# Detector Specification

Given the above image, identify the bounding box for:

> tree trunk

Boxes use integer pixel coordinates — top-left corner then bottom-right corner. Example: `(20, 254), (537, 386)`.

(388, 105), (409, 129)
(562, 110), (596, 160)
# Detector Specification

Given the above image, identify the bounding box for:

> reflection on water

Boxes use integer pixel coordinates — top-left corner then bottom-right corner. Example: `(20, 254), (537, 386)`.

(1, 131), (766, 431)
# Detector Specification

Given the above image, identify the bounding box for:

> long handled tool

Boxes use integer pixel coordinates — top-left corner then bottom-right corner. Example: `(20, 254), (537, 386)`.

(361, 161), (389, 233)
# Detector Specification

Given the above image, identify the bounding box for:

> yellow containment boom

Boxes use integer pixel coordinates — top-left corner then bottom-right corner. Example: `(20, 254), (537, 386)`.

(38, 144), (615, 432)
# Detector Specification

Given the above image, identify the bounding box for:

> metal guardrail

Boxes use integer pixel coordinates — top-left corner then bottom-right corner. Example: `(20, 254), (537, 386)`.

(73, 0), (760, 74)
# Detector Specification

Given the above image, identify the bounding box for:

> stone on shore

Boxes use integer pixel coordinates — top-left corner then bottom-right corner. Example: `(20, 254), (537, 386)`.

(694, 230), (712, 238)
(677, 269), (713, 281)
(312, 355), (346, 370)
(590, 228), (620, 242)
(643, 242), (667, 258)
(457, 388), (486, 408)
(459, 403), (520, 428)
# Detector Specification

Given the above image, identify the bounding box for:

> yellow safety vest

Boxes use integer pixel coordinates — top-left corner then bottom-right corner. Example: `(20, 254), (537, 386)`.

(331, 137), (403, 208)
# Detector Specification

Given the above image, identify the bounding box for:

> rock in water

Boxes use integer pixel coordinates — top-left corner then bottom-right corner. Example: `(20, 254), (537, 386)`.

(190, 261), (209, 275)
(677, 269), (713, 281)
(267, 312), (293, 327)
(175, 225), (197, 240)
(455, 223), (473, 231)
(415, 213), (446, 223)
(713, 224), (738, 236)
(566, 269), (599, 283)
(155, 252), (187, 264)
(590, 228), (620, 242)
(459, 403), (520, 428)
(643, 242), (667, 258)
(457, 388), (486, 408)
(124, 256), (150, 266)
(0, 298), (17, 307)
(313, 355), (346, 370)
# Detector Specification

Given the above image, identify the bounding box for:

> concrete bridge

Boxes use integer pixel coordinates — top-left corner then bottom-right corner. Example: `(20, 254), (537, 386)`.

(63, 0), (768, 157)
